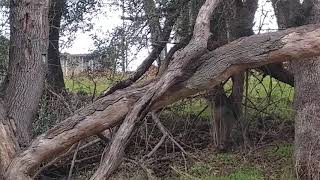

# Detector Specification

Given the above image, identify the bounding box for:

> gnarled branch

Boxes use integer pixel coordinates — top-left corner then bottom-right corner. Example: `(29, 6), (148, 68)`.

(5, 22), (320, 180)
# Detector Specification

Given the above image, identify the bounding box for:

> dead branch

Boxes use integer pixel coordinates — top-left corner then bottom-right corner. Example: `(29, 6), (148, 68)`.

(158, 36), (192, 75)
(5, 22), (320, 180)
(143, 134), (167, 160)
(89, 0), (220, 178)
(67, 141), (81, 180)
(33, 143), (78, 179)
(150, 112), (188, 156)
(99, 0), (188, 98)
(124, 158), (155, 180)
(33, 138), (101, 179)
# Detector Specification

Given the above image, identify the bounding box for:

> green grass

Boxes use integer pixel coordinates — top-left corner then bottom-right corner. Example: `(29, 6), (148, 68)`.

(171, 152), (264, 180)
(65, 73), (294, 123)
(245, 73), (294, 121)
(175, 164), (263, 180)
(216, 168), (264, 180)
(189, 162), (211, 177)
(268, 144), (294, 158)
(223, 73), (294, 122)
(169, 141), (295, 180)
(167, 98), (211, 119)
(166, 73), (294, 124)
(215, 153), (237, 163)
(64, 75), (125, 95)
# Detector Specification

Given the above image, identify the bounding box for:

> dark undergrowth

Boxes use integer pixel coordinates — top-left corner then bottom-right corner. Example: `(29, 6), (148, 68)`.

(35, 73), (295, 180)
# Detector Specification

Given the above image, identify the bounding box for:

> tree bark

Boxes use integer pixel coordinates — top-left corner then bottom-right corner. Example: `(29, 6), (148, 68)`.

(4, 22), (320, 179)
(271, 0), (306, 29)
(293, 58), (320, 179)
(90, 0), (222, 179)
(0, 101), (18, 179)
(206, 0), (257, 150)
(0, 0), (50, 178)
(158, 36), (191, 75)
(47, 0), (66, 92)
(5, 0), (50, 147)
(272, 0), (320, 178)
(207, 85), (235, 151)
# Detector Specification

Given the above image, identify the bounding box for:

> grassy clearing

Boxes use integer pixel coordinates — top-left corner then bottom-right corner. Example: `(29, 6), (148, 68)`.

(217, 168), (264, 180)
(167, 73), (294, 125)
(64, 73), (295, 180)
(267, 144), (293, 158)
(65, 73), (294, 122)
(168, 142), (294, 180)
(64, 74), (126, 95)
(65, 76), (109, 95)
(245, 73), (294, 121)
(168, 98), (211, 119)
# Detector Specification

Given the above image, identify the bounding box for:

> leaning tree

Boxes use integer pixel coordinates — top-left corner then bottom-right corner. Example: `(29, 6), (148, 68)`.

(1, 0), (320, 179)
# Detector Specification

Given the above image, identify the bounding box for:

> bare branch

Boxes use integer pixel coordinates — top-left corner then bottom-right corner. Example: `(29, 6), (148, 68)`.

(5, 22), (320, 180)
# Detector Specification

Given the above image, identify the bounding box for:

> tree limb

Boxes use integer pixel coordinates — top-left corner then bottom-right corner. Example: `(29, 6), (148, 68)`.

(5, 22), (320, 180)
(100, 0), (189, 98)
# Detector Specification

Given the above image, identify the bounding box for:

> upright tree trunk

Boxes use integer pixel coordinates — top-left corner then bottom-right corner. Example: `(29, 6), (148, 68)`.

(143, 0), (161, 68)
(0, 0), (49, 177)
(207, 0), (257, 150)
(5, 0), (50, 146)
(207, 85), (236, 151)
(292, 1), (320, 178)
(47, 0), (65, 92)
(293, 58), (320, 179)
(272, 0), (320, 178)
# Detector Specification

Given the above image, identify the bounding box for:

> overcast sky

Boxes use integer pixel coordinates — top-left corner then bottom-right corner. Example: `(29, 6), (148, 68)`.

(0, 0), (278, 70)
(63, 0), (278, 70)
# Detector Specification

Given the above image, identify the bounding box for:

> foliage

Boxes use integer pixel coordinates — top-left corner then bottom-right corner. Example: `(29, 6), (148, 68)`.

(0, 2), (9, 35)
(0, 0), (9, 7)
(90, 25), (144, 71)
(59, 0), (103, 49)
(0, 35), (8, 79)
(89, 0), (147, 72)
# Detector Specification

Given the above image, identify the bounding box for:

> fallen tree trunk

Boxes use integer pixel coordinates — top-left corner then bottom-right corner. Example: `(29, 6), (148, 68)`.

(91, 0), (221, 178)
(5, 23), (320, 179)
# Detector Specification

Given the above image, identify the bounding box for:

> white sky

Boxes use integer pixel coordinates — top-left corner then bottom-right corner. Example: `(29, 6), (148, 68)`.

(64, 0), (278, 70)
(62, 6), (151, 70)
(0, 0), (278, 70)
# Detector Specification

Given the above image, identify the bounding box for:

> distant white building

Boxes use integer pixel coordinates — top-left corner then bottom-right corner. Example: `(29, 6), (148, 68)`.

(60, 53), (102, 76)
